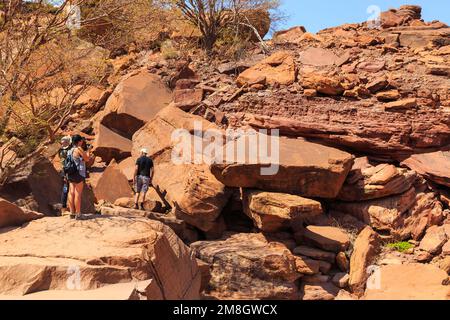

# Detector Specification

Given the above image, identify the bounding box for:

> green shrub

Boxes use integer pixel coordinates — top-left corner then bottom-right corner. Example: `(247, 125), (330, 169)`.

(386, 242), (414, 253)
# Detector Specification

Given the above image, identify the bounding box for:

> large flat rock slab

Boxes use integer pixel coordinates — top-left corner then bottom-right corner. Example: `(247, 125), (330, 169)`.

(0, 216), (200, 299)
(402, 149), (450, 187)
(211, 135), (354, 198)
(364, 264), (450, 300)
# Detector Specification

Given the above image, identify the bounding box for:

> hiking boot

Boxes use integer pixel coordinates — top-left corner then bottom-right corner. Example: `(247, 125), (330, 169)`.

(140, 204), (145, 211)
(75, 214), (86, 221)
(70, 214), (76, 219)
(134, 204), (139, 210)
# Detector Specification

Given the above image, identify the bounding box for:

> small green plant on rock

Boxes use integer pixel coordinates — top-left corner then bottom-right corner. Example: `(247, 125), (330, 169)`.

(386, 242), (414, 253)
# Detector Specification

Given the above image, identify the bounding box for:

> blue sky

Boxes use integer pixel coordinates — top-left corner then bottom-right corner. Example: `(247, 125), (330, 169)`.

(278, 0), (450, 33)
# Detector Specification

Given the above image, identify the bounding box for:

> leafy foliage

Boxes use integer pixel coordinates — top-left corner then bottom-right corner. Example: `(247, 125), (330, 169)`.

(386, 242), (414, 253)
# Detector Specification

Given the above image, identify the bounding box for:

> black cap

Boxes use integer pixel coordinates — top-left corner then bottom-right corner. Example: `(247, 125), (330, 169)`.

(72, 134), (84, 145)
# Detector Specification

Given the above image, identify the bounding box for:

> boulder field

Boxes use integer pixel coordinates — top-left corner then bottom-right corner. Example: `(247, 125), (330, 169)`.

(1, 4), (449, 300)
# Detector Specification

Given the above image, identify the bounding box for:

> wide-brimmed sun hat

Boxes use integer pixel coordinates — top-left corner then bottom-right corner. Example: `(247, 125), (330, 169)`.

(141, 148), (148, 154)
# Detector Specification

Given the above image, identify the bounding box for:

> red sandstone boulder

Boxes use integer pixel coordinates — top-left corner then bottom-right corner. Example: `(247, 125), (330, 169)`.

(242, 190), (323, 232)
(132, 106), (230, 232)
(273, 26), (306, 44)
(93, 71), (172, 162)
(332, 188), (417, 233)
(299, 48), (340, 67)
(418, 225), (448, 255)
(117, 157), (136, 181)
(92, 123), (132, 163)
(191, 233), (317, 300)
(337, 162), (417, 201)
(293, 246), (336, 264)
(300, 281), (340, 300)
(301, 226), (351, 253)
(402, 149), (450, 187)
(173, 88), (204, 110)
(301, 73), (344, 96)
(211, 134), (354, 199)
(101, 71), (173, 137)
(237, 51), (297, 87)
(0, 199), (43, 228)
(0, 216), (201, 299)
(349, 227), (381, 295)
(91, 161), (133, 204)
(75, 86), (110, 118)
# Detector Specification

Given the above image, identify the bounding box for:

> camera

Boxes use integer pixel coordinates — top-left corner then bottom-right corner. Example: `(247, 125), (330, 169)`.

(81, 139), (93, 151)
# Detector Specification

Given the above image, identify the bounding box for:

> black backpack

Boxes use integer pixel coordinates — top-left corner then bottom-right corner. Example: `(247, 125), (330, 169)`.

(63, 153), (78, 177)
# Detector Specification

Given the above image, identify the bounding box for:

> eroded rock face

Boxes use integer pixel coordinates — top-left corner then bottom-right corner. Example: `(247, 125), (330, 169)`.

(402, 149), (450, 187)
(237, 51), (297, 87)
(332, 188), (417, 233)
(337, 161), (417, 201)
(301, 73), (344, 96)
(242, 190), (323, 232)
(211, 135), (354, 199)
(0, 199), (43, 228)
(300, 281), (340, 300)
(244, 109), (450, 161)
(380, 5), (422, 28)
(0, 216), (201, 299)
(191, 233), (316, 300)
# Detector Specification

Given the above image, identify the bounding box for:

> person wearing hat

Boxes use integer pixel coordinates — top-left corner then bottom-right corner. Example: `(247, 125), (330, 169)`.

(67, 134), (93, 220)
(58, 136), (72, 211)
(133, 148), (154, 210)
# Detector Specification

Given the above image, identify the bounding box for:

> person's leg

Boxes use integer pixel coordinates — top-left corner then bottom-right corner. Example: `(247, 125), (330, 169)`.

(134, 192), (140, 209)
(140, 177), (150, 210)
(68, 182), (75, 217)
(135, 176), (142, 209)
(74, 181), (84, 218)
(61, 179), (69, 209)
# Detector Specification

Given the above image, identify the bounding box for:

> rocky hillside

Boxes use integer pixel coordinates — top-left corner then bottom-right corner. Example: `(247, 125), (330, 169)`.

(0, 5), (449, 300)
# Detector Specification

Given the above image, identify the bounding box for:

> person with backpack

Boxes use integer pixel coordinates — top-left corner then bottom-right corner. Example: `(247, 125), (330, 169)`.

(65, 134), (93, 220)
(58, 136), (72, 212)
(133, 148), (154, 210)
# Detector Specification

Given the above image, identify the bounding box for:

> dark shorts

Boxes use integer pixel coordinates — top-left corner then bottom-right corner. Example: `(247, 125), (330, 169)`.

(68, 172), (85, 184)
(135, 175), (150, 193)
